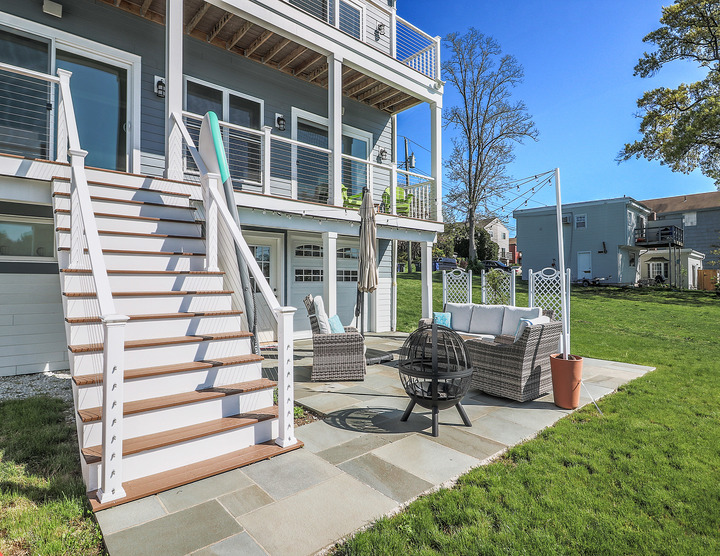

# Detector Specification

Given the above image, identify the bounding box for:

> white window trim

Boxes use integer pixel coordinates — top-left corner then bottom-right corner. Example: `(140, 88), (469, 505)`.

(0, 213), (56, 262)
(183, 75), (265, 126)
(338, 0), (366, 42)
(1, 13), (142, 173)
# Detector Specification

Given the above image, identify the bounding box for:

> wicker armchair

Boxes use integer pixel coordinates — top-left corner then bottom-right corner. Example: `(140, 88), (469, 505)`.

(303, 295), (366, 382)
(465, 320), (562, 402)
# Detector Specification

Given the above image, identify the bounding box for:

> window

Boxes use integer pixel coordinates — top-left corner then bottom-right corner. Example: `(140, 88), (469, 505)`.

(338, 1), (362, 40)
(649, 261), (669, 279)
(489, 230), (494, 238)
(575, 215), (587, 229)
(288, 0), (363, 41)
(337, 269), (358, 282)
(295, 244), (323, 257)
(0, 216), (54, 259)
(501, 232), (506, 240)
(337, 247), (359, 259)
(684, 212), (697, 227)
(295, 268), (323, 282)
(185, 78), (263, 185)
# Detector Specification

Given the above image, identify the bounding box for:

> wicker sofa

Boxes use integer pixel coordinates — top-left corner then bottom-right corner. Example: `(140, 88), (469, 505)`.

(420, 303), (561, 402)
(303, 294), (366, 382)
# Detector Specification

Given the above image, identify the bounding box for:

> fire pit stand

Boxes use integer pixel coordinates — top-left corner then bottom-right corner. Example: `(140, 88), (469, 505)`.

(398, 323), (473, 437)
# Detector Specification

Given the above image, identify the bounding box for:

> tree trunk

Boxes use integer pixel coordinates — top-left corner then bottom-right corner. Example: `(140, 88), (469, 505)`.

(468, 213), (477, 261)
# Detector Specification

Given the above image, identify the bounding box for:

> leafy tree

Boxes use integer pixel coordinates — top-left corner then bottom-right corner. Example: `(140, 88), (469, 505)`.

(619, 0), (720, 187)
(454, 226), (498, 261)
(443, 28), (538, 260)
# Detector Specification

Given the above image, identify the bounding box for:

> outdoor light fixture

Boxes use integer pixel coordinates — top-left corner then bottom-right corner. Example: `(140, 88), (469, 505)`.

(43, 0), (63, 18)
(154, 76), (166, 98)
(275, 113), (286, 131)
(379, 148), (388, 161)
(376, 23), (386, 35)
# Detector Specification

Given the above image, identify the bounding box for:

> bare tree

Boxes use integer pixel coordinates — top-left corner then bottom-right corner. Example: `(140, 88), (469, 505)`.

(443, 29), (538, 260)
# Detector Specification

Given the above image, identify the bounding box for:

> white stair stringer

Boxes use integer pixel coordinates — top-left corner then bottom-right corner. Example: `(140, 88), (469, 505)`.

(50, 171), (286, 506)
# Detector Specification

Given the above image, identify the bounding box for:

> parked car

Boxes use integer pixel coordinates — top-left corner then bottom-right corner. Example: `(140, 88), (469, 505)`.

(481, 260), (512, 272)
(434, 257), (458, 270)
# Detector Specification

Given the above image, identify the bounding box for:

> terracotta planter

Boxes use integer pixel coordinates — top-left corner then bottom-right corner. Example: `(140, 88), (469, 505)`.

(550, 354), (583, 409)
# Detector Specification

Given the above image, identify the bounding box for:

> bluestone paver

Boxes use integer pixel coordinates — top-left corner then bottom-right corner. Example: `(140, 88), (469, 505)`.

(94, 495), (167, 535)
(218, 484), (274, 517)
(426, 425), (507, 461)
(157, 468), (253, 513)
(191, 532), (267, 556)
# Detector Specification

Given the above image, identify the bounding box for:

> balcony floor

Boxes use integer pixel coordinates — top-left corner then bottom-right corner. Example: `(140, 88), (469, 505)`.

(95, 332), (653, 556)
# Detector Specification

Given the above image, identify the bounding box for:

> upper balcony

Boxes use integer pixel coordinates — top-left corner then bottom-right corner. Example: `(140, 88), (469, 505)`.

(634, 225), (684, 248)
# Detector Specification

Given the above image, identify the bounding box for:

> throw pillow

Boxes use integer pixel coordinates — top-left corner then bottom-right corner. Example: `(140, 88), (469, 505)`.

(514, 315), (551, 342)
(328, 314), (345, 334)
(313, 296), (332, 334)
(433, 312), (452, 328)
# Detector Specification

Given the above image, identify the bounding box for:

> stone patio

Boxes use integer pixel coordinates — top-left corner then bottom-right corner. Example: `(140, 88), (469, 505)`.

(96, 332), (654, 556)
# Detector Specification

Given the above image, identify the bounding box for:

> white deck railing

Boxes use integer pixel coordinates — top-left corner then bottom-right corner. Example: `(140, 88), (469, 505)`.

(395, 16), (440, 79)
(0, 61), (130, 504)
(173, 112), (298, 449)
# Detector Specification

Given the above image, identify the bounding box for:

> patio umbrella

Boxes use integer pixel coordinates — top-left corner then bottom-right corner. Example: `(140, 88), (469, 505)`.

(356, 187), (379, 336)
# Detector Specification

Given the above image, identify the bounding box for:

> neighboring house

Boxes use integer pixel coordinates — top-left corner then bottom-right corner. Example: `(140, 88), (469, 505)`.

(480, 217), (510, 263)
(638, 249), (705, 289)
(642, 191), (720, 268)
(508, 237), (520, 265)
(514, 197), (658, 284)
(0, 0), (444, 375)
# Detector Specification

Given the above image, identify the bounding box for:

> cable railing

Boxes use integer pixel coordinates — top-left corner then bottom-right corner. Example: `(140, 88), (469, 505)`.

(396, 16), (439, 79)
(397, 168), (436, 220)
(0, 64), (57, 160)
(172, 111), (298, 450)
(0, 61), (130, 504)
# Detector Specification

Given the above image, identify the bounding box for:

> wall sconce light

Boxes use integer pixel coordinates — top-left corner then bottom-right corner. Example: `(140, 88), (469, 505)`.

(275, 113), (286, 132)
(43, 0), (63, 18)
(376, 23), (386, 36)
(154, 76), (166, 98)
(379, 148), (388, 161)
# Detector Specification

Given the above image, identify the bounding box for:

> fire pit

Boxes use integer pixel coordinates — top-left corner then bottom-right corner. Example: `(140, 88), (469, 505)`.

(398, 323), (473, 437)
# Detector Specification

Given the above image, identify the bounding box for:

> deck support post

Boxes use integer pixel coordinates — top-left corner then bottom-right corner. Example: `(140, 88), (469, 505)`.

(203, 172), (220, 272)
(421, 240), (433, 319)
(165, 0), (184, 181)
(97, 314), (129, 504)
(262, 125), (272, 195)
(390, 114), (398, 215)
(323, 232), (338, 316)
(430, 101), (442, 222)
(328, 54), (343, 206)
(275, 306), (298, 448)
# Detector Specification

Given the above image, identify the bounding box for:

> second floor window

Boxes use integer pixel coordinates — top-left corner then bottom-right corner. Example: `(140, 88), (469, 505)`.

(575, 215), (587, 229)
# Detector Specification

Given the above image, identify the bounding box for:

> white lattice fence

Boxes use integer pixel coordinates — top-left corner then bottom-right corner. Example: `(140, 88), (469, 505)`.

(443, 268), (472, 305)
(481, 269), (516, 306)
(528, 267), (571, 351)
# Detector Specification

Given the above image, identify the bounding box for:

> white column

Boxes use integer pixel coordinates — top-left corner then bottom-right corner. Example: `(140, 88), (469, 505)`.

(328, 54), (343, 206)
(430, 101), (442, 222)
(391, 239), (397, 331)
(390, 114), (398, 214)
(275, 306), (297, 448)
(323, 231), (338, 316)
(262, 125), (272, 195)
(97, 314), (129, 504)
(165, 0), (184, 181)
(420, 241), (433, 319)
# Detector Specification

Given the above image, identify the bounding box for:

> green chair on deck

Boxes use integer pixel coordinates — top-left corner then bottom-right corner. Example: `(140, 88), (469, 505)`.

(341, 185), (364, 209)
(382, 187), (413, 216)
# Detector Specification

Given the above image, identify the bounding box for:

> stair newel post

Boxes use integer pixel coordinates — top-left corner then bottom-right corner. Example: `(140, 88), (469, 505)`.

(68, 148), (88, 269)
(97, 314), (130, 504)
(275, 305), (298, 448)
(203, 172), (220, 272)
(56, 69), (71, 163)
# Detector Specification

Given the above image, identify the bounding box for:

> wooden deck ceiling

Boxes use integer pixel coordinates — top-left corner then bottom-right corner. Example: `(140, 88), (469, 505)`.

(100, 0), (422, 114)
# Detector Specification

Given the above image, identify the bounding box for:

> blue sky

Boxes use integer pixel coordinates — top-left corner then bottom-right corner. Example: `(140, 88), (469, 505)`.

(395, 0), (714, 232)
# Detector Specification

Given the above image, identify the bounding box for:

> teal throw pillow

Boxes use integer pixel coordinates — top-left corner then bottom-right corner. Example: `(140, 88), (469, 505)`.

(433, 312), (452, 328)
(328, 314), (345, 334)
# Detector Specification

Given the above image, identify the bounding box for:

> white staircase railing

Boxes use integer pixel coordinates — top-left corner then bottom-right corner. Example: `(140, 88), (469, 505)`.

(172, 112), (298, 448)
(55, 68), (130, 503)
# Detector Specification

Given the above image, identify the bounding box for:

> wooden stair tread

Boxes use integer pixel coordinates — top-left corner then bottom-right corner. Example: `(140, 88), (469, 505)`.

(81, 406), (279, 464)
(61, 269), (224, 275)
(53, 191), (194, 210)
(52, 176), (192, 197)
(54, 208), (197, 224)
(88, 440), (303, 511)
(69, 331), (253, 354)
(66, 310), (243, 324)
(57, 247), (206, 256)
(64, 290), (232, 298)
(78, 378), (276, 422)
(56, 227), (201, 240)
(73, 354), (264, 386)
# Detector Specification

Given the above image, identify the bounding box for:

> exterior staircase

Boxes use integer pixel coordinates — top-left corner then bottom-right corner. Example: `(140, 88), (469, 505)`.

(52, 170), (301, 511)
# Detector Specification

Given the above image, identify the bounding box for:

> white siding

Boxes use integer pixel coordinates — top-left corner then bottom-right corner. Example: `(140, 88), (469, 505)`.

(0, 273), (68, 376)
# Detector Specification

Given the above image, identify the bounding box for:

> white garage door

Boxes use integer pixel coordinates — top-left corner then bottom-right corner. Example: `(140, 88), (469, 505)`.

(290, 240), (324, 334)
(336, 241), (359, 328)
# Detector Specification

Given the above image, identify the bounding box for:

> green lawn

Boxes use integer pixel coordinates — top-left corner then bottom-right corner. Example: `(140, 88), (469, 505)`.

(337, 275), (720, 555)
(0, 396), (104, 555)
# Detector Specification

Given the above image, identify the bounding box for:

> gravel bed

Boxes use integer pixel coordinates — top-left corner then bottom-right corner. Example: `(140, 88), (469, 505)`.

(0, 371), (73, 405)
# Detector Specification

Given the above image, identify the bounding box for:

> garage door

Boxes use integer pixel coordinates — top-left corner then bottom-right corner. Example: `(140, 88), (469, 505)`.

(336, 241), (359, 327)
(290, 240), (324, 334)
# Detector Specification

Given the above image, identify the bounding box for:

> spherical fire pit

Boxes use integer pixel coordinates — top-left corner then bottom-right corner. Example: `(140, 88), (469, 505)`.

(398, 323), (473, 437)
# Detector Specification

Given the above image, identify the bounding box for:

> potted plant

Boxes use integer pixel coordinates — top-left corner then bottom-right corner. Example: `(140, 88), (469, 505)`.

(550, 353), (583, 409)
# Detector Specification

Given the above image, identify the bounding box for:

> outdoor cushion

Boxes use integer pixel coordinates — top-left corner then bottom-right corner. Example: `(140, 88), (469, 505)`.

(469, 304), (505, 336)
(328, 314), (345, 334)
(433, 312), (452, 328)
(445, 303), (473, 332)
(501, 306), (542, 336)
(313, 296), (332, 334)
(514, 315), (551, 342)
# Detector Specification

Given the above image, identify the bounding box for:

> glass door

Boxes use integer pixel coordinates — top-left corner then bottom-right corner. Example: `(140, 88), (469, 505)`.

(56, 51), (128, 171)
(342, 134), (368, 197)
(296, 121), (329, 203)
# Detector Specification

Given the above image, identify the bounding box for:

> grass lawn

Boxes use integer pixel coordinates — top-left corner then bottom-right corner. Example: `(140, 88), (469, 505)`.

(0, 396), (104, 555)
(336, 274), (720, 554)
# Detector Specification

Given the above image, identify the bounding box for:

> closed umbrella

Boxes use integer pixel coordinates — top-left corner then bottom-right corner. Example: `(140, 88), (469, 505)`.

(356, 187), (378, 335)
